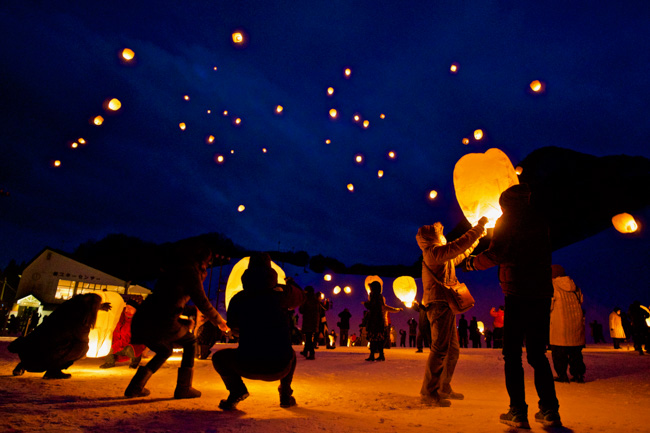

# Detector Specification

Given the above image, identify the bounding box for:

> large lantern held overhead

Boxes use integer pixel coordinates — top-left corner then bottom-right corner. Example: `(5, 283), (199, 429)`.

(86, 291), (125, 358)
(392, 276), (417, 308)
(224, 257), (286, 310)
(612, 213), (638, 233)
(364, 275), (383, 295)
(453, 148), (519, 228)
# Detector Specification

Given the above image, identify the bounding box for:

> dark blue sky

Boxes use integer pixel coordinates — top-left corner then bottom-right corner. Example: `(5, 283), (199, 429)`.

(1, 1), (649, 275)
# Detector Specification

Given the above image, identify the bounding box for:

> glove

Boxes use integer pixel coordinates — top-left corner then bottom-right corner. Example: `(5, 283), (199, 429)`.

(477, 216), (489, 227)
(464, 256), (477, 272)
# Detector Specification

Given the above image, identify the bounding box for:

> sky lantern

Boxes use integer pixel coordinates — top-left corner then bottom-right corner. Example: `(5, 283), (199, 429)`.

(377, 170), (384, 178)
(515, 166), (523, 175)
(70, 142), (78, 149)
(87, 291), (125, 358)
(207, 109), (211, 114)
(530, 80), (544, 92)
(324, 274), (332, 281)
(477, 321), (485, 334)
(380, 114), (386, 119)
(474, 129), (484, 140)
(179, 122), (186, 130)
(363, 120), (370, 128)
(234, 118), (241, 125)
(78, 138), (86, 144)
(327, 87), (334, 96)
(276, 105), (284, 114)
(104, 98), (121, 112)
(223, 110), (228, 116)
(364, 275), (383, 295)
(92, 115), (104, 125)
(214, 154), (224, 164)
(353, 114), (360, 122)
(612, 213), (638, 233)
(329, 109), (338, 119)
(355, 154), (363, 164)
(262, 148), (267, 153)
(393, 276), (417, 308)
(347, 183), (354, 192)
(462, 138), (470, 145)
(53, 160), (61, 167)
(237, 205), (245, 212)
(429, 190), (438, 200)
(213, 66), (218, 71)
(183, 95), (190, 101)
(343, 286), (352, 294)
(206, 135), (215, 144)
(121, 48), (135, 61)
(453, 148), (519, 228)
(325, 139), (331, 144)
(231, 30), (246, 46)
(450, 63), (459, 73)
(344, 68), (351, 78)
(388, 151), (396, 159)
(333, 286), (342, 295)
(225, 257), (286, 310)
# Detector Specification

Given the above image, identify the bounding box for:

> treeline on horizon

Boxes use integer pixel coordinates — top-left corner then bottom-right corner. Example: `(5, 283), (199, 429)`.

(0, 232), (422, 295)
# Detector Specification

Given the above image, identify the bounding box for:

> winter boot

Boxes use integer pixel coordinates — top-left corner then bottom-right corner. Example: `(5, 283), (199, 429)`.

(218, 386), (250, 410)
(12, 363), (25, 376)
(499, 406), (530, 429)
(129, 355), (142, 369)
(43, 369), (72, 379)
(534, 408), (562, 427)
(173, 367), (202, 399)
(279, 386), (296, 408)
(99, 354), (116, 369)
(124, 366), (153, 398)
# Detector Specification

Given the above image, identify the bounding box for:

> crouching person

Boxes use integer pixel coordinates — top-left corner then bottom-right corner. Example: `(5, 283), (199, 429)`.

(213, 252), (306, 410)
(124, 238), (228, 399)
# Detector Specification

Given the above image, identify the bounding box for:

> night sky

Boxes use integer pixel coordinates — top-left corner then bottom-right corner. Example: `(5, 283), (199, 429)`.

(1, 0), (649, 291)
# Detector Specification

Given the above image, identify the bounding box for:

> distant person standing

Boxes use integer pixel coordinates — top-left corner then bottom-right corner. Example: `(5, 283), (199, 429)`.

(407, 317), (418, 348)
(628, 301), (649, 355)
(399, 329), (407, 347)
(363, 281), (402, 361)
(589, 320), (606, 344)
(338, 308), (352, 347)
(609, 307), (626, 349)
(458, 314), (469, 349)
(490, 306), (505, 348)
(299, 286), (319, 360)
(465, 184), (561, 428)
(549, 265), (586, 383)
(469, 316), (481, 348)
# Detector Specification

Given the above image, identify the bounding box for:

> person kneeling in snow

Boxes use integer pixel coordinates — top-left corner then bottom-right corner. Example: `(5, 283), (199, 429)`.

(9, 293), (110, 379)
(212, 252), (305, 410)
(99, 299), (146, 369)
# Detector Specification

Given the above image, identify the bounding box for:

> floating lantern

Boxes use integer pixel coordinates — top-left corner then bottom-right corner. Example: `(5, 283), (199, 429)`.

(429, 190), (438, 200)
(612, 213), (638, 233)
(70, 142), (78, 149)
(380, 114), (386, 119)
(78, 138), (86, 144)
(179, 122), (186, 130)
(343, 286), (352, 294)
(224, 257), (286, 310)
(214, 154), (224, 164)
(333, 286), (342, 295)
(393, 276), (417, 308)
(327, 87), (334, 96)
(276, 105), (283, 114)
(344, 68), (351, 78)
(223, 110), (228, 116)
(353, 114), (360, 122)
(206, 135), (215, 144)
(87, 291), (125, 358)
(207, 109), (211, 114)
(364, 275), (383, 295)
(232, 31), (245, 45)
(377, 170), (384, 178)
(388, 151), (396, 159)
(213, 66), (218, 71)
(92, 115), (104, 125)
(347, 183), (354, 192)
(262, 148), (267, 153)
(355, 154), (363, 163)
(515, 166), (523, 175)
(477, 321), (485, 334)
(363, 120), (370, 128)
(462, 138), (470, 145)
(450, 63), (459, 73)
(104, 98), (121, 111)
(642, 306), (650, 326)
(530, 80), (543, 92)
(121, 48), (135, 61)
(234, 118), (241, 125)
(53, 160), (61, 167)
(237, 205), (245, 212)
(325, 139), (331, 144)
(474, 129), (483, 140)
(184, 95), (190, 101)
(324, 274), (332, 281)
(453, 148), (519, 228)
(329, 109), (338, 119)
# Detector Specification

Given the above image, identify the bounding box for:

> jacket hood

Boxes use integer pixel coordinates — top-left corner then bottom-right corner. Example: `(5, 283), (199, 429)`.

(416, 222), (445, 250)
(552, 275), (576, 292)
(499, 183), (531, 211)
(242, 252), (278, 292)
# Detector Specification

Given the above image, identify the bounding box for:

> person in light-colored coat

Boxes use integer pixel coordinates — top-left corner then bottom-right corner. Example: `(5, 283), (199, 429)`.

(609, 308), (626, 349)
(549, 265), (586, 383)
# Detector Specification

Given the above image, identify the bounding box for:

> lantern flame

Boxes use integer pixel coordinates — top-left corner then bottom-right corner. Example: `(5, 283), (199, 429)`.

(393, 276), (417, 308)
(612, 213), (638, 233)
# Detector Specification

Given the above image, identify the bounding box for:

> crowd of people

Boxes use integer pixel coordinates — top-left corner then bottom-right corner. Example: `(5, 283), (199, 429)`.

(2, 184), (648, 429)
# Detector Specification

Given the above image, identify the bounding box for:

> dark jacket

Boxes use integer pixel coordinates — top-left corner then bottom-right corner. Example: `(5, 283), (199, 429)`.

(472, 184), (553, 298)
(338, 309), (352, 329)
(299, 292), (320, 334)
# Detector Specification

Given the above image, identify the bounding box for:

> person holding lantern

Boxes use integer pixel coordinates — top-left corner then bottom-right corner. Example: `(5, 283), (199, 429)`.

(212, 252), (305, 410)
(416, 216), (487, 406)
(363, 281), (402, 361)
(124, 237), (229, 399)
(9, 293), (111, 379)
(99, 299), (146, 369)
(465, 183), (562, 428)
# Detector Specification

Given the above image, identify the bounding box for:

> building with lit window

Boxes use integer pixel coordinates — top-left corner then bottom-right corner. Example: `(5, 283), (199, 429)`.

(11, 248), (151, 323)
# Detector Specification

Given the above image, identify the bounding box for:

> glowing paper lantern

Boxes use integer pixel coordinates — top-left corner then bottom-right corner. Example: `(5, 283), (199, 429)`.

(70, 142), (78, 149)
(429, 190), (438, 200)
(206, 135), (215, 144)
(237, 205), (245, 212)
(86, 291), (125, 358)
(276, 105), (283, 114)
(450, 63), (459, 73)
(612, 213), (638, 233)
(214, 154), (224, 164)
(327, 87), (334, 96)
(179, 122), (186, 130)
(393, 276), (417, 308)
(325, 139), (331, 144)
(347, 183), (354, 192)
(388, 151), (396, 159)
(53, 160), (61, 167)
(223, 110), (228, 116)
(364, 275), (383, 295)
(234, 118), (241, 125)
(377, 170), (384, 178)
(232, 31), (244, 44)
(329, 109), (338, 119)
(380, 114), (386, 119)
(515, 166), (523, 175)
(530, 80), (543, 92)
(78, 138), (86, 144)
(344, 68), (351, 77)
(333, 286), (341, 295)
(355, 155), (363, 163)
(477, 321), (485, 334)
(93, 115), (104, 125)
(453, 148), (519, 228)
(225, 257), (286, 310)
(121, 48), (135, 61)
(474, 129), (484, 140)
(363, 120), (370, 128)
(324, 274), (332, 281)
(353, 114), (360, 122)
(343, 286), (352, 294)
(462, 138), (469, 145)
(105, 98), (121, 111)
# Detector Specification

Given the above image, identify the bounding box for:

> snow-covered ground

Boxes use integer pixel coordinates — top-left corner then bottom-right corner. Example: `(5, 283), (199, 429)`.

(1, 338), (648, 433)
